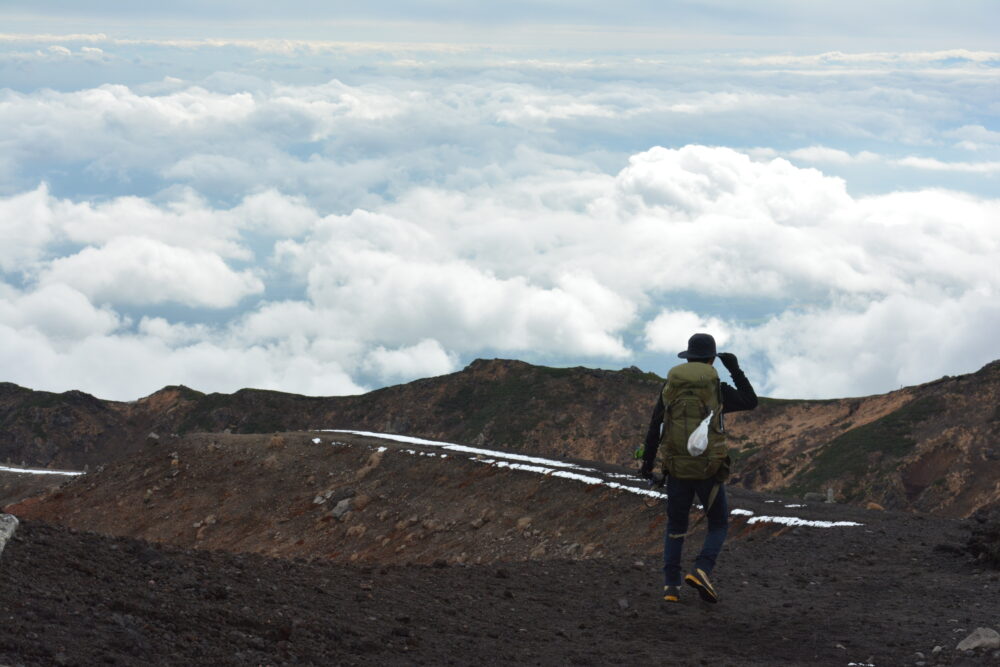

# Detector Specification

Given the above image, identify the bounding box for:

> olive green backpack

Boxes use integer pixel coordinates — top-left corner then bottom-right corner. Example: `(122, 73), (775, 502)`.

(659, 362), (730, 481)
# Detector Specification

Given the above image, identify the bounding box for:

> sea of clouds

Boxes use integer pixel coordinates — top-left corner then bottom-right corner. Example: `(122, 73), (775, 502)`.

(1, 35), (998, 400)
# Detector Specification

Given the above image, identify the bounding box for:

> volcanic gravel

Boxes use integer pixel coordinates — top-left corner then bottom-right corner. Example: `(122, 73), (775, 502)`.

(2, 513), (999, 666)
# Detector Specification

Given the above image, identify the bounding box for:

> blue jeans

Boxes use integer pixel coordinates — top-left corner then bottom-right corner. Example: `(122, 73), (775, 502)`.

(663, 476), (729, 586)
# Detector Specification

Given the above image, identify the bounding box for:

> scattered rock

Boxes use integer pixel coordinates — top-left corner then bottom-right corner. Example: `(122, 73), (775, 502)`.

(421, 519), (445, 532)
(314, 487), (355, 506)
(0, 513), (19, 557)
(516, 516), (533, 531)
(395, 515), (419, 530)
(865, 502), (885, 511)
(956, 627), (1000, 651)
(617, 598), (629, 610)
(331, 498), (353, 521)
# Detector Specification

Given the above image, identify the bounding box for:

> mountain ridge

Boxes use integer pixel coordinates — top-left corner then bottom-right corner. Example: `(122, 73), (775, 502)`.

(2, 358), (997, 517)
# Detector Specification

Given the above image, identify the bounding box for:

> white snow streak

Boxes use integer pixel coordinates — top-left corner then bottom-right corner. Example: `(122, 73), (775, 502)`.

(0, 465), (84, 476)
(748, 516), (862, 528)
(321, 430), (862, 528)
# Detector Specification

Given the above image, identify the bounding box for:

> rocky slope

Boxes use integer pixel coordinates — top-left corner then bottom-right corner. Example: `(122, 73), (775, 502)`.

(2, 358), (998, 516)
(3, 431), (999, 666)
(7, 432), (669, 564)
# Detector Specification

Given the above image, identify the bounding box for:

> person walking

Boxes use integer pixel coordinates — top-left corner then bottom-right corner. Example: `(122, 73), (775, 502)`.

(639, 332), (757, 603)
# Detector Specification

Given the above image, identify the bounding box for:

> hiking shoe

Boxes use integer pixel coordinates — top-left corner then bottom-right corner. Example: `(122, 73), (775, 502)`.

(662, 585), (680, 603)
(684, 568), (719, 603)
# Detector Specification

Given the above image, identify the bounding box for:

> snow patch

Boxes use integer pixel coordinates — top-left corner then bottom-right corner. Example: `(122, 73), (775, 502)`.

(0, 465), (84, 476)
(311, 437), (322, 444)
(320, 430), (862, 527)
(325, 430), (590, 470)
(748, 516), (862, 528)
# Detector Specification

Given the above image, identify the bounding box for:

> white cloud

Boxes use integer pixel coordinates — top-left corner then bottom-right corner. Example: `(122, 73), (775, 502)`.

(1, 38), (998, 401)
(4, 140), (998, 400)
(38, 237), (263, 308)
(0, 284), (121, 340)
(739, 49), (1000, 67)
(0, 318), (366, 400)
(743, 290), (1000, 398)
(946, 124), (1000, 151)
(0, 185), (57, 272)
(787, 146), (880, 165)
(893, 156), (1000, 174)
(644, 311), (731, 355)
(364, 338), (458, 382)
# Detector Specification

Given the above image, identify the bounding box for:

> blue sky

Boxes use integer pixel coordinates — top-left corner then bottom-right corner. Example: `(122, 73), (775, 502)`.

(1, 3), (999, 400)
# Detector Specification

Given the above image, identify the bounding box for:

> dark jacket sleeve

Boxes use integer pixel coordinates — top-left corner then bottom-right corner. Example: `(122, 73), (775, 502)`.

(641, 386), (666, 465)
(721, 366), (758, 413)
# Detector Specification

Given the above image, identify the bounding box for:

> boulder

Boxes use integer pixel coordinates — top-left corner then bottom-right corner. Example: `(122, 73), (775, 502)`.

(0, 513), (19, 558)
(330, 498), (353, 520)
(956, 627), (1000, 651)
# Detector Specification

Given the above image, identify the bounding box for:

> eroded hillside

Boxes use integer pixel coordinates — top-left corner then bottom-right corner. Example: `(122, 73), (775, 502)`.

(2, 358), (998, 516)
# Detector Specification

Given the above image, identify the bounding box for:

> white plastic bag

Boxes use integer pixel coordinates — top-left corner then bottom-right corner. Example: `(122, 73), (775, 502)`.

(687, 410), (713, 456)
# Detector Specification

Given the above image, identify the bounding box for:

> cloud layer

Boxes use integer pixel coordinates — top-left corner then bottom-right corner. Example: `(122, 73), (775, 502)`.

(1, 36), (998, 400)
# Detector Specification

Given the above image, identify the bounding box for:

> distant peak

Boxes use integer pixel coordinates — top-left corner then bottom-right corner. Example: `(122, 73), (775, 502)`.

(463, 358), (533, 372)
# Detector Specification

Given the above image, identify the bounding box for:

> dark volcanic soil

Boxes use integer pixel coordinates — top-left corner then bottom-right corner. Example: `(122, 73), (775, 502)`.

(2, 511), (999, 665)
(4, 432), (1000, 665)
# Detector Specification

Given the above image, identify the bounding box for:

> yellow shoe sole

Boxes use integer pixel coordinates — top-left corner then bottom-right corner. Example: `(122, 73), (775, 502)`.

(684, 569), (719, 603)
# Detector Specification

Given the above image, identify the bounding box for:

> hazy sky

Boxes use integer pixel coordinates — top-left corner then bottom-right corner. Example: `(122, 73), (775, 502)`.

(1, 3), (998, 400)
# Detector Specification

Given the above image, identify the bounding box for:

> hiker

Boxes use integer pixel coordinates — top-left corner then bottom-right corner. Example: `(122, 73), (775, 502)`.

(639, 332), (757, 603)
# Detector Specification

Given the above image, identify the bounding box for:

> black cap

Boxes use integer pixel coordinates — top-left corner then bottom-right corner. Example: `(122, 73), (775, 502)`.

(678, 333), (717, 360)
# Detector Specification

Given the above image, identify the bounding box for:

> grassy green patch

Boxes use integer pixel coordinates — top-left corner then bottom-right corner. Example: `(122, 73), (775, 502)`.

(784, 395), (942, 498)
